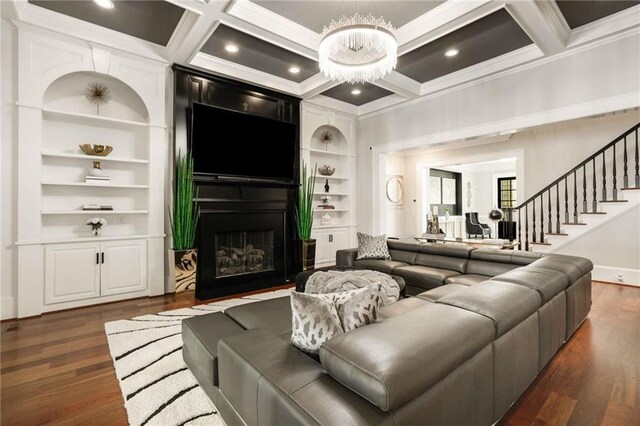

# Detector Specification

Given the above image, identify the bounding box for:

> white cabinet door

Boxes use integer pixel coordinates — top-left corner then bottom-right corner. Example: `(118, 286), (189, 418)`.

(330, 229), (349, 253)
(100, 240), (147, 296)
(311, 230), (332, 266)
(45, 242), (101, 304)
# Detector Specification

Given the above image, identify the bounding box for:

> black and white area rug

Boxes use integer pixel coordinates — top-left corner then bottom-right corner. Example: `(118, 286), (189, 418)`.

(104, 288), (293, 426)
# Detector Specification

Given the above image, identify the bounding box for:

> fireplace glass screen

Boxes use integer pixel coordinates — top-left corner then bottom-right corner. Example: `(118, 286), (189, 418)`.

(215, 230), (275, 277)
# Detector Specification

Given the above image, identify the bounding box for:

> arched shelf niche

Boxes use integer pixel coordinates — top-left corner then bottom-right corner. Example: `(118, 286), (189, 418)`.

(43, 71), (149, 123)
(310, 124), (348, 154)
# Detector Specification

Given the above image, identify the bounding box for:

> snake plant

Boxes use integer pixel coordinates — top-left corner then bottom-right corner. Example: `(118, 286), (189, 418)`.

(169, 150), (199, 250)
(295, 161), (317, 240)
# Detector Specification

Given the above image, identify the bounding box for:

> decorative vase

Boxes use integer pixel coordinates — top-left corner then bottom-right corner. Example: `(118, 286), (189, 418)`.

(89, 161), (105, 177)
(445, 210), (450, 220)
(169, 249), (198, 293)
(300, 239), (316, 271)
(324, 179), (330, 193)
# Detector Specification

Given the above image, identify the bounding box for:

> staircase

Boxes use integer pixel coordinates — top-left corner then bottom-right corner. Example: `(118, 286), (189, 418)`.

(504, 123), (640, 253)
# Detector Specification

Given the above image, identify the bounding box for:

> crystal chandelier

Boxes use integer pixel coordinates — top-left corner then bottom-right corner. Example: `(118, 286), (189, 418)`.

(319, 13), (397, 83)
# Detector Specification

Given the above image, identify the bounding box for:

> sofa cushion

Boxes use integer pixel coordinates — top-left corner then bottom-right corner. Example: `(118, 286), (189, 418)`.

(445, 274), (490, 286)
(319, 303), (495, 411)
(469, 249), (515, 263)
(387, 239), (421, 252)
(418, 243), (475, 259)
(491, 266), (569, 303)
(356, 232), (391, 260)
(466, 259), (519, 277)
(532, 255), (593, 282)
(354, 259), (409, 275)
(392, 265), (460, 290)
(414, 253), (468, 274)
(377, 297), (427, 321)
(225, 296), (292, 337)
(416, 284), (469, 302)
(437, 281), (541, 338)
(389, 249), (418, 264)
(510, 250), (544, 265)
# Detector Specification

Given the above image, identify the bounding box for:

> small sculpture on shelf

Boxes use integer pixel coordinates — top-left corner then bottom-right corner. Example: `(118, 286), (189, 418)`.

(317, 196), (335, 210)
(324, 179), (330, 193)
(84, 81), (111, 115)
(86, 217), (107, 237)
(86, 161), (110, 185)
(321, 213), (332, 225)
(319, 164), (335, 176)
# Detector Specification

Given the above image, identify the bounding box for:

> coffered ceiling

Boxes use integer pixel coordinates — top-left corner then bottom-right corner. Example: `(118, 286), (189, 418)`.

(12, 0), (640, 116)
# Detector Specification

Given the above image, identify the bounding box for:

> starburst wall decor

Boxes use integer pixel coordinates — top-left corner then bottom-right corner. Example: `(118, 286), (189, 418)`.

(84, 81), (111, 115)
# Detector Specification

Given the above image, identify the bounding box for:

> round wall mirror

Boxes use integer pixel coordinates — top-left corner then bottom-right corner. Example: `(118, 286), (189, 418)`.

(386, 176), (404, 205)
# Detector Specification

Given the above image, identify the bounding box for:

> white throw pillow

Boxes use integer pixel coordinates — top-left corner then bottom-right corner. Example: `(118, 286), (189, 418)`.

(356, 232), (391, 260)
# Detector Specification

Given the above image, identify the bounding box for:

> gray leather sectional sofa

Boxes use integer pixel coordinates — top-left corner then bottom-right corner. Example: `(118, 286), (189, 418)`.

(182, 240), (592, 426)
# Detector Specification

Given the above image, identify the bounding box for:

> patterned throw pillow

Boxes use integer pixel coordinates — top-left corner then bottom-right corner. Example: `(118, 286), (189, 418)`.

(290, 285), (381, 355)
(356, 232), (391, 260)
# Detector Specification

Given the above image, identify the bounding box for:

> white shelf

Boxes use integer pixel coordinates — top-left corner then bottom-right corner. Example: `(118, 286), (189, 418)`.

(16, 234), (165, 246)
(42, 151), (149, 164)
(314, 208), (349, 212)
(42, 181), (149, 189)
(41, 210), (149, 215)
(42, 107), (149, 127)
(314, 192), (349, 196)
(313, 224), (357, 229)
(317, 175), (349, 180)
(306, 148), (352, 157)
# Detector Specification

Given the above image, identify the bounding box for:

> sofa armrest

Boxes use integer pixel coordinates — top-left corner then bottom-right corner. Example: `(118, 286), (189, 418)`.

(336, 248), (359, 268)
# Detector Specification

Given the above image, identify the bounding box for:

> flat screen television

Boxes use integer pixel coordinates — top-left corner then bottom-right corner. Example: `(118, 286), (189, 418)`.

(190, 102), (297, 182)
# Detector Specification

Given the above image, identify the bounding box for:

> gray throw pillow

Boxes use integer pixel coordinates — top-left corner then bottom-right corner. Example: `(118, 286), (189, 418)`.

(356, 232), (391, 260)
(290, 285), (381, 355)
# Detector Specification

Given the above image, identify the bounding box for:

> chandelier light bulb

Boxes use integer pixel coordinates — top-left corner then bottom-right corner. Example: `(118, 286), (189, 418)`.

(319, 13), (397, 84)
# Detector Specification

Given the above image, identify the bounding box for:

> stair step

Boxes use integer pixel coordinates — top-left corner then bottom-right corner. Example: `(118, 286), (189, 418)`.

(599, 200), (628, 203)
(530, 242), (551, 246)
(546, 232), (568, 236)
(621, 187), (640, 190)
(562, 222), (587, 225)
(580, 212), (606, 215)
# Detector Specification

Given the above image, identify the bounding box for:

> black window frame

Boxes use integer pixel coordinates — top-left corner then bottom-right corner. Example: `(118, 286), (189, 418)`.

(497, 177), (517, 209)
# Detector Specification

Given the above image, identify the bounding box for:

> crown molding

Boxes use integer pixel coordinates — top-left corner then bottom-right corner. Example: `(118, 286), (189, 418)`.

(357, 94), (408, 117)
(303, 95), (359, 116)
(568, 4), (640, 48)
(299, 74), (339, 99)
(165, 0), (206, 15)
(375, 71), (421, 99)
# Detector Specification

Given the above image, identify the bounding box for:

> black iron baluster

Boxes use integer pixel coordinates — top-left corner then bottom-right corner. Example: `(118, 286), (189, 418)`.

(548, 190), (552, 236)
(556, 182), (560, 233)
(636, 129), (640, 188)
(582, 164), (587, 213)
(623, 136), (628, 189)
(564, 178), (569, 223)
(613, 143), (617, 201)
(540, 195), (544, 243)
(592, 158), (597, 212)
(525, 205), (529, 251)
(518, 208), (522, 250)
(602, 151), (607, 200)
(573, 170), (578, 223)
(532, 198), (537, 243)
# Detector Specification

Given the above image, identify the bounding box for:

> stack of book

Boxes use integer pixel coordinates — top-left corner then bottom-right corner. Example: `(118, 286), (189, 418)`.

(82, 204), (113, 211)
(85, 175), (110, 185)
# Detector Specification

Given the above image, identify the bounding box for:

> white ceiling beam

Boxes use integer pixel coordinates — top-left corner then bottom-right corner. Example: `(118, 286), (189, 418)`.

(397, 0), (505, 56)
(170, 1), (229, 64)
(165, 0), (207, 15)
(190, 52), (301, 95)
(568, 4), (640, 48)
(376, 71), (422, 99)
(165, 11), (201, 61)
(505, 0), (567, 55)
(226, 0), (320, 54)
(303, 95), (359, 116)
(299, 74), (339, 99)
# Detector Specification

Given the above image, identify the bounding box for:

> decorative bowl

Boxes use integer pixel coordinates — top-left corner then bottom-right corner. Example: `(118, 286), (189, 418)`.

(80, 144), (113, 157)
(318, 165), (335, 176)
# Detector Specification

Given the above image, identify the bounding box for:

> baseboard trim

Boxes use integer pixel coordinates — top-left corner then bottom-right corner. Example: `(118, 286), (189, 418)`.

(1, 297), (16, 320)
(592, 265), (640, 287)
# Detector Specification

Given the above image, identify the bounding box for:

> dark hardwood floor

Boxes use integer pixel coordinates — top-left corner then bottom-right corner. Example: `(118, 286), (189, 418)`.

(1, 282), (638, 425)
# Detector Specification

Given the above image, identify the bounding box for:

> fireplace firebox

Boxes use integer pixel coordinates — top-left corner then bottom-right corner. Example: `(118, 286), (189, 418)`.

(215, 230), (275, 277)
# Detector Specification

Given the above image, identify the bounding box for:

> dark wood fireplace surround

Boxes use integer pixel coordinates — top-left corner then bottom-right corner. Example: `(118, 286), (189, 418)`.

(172, 64), (301, 300)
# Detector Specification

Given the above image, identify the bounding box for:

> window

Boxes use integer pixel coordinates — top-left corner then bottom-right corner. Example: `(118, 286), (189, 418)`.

(429, 169), (462, 215)
(497, 177), (517, 209)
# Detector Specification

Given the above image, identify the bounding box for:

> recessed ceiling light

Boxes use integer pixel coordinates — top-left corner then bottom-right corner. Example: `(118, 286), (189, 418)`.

(444, 48), (459, 57)
(93, 0), (114, 9)
(224, 44), (239, 53)
(351, 89), (362, 95)
(289, 66), (301, 74)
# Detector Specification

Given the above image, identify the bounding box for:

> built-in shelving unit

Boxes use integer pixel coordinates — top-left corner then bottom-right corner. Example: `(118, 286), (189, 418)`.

(42, 107), (149, 127)
(42, 151), (149, 164)
(301, 103), (357, 268)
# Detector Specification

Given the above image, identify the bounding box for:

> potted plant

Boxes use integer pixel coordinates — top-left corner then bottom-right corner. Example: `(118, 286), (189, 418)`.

(296, 161), (317, 271)
(168, 150), (199, 293)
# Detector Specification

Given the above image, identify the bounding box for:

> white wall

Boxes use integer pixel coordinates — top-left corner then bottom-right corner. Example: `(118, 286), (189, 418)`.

(383, 153), (406, 236)
(358, 32), (640, 234)
(1, 21), (17, 319)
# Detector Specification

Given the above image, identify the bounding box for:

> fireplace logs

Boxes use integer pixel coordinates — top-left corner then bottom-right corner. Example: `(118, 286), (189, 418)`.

(216, 244), (266, 277)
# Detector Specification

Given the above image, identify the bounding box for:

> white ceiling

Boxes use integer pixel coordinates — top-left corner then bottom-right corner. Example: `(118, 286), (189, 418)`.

(6, 0), (640, 117)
